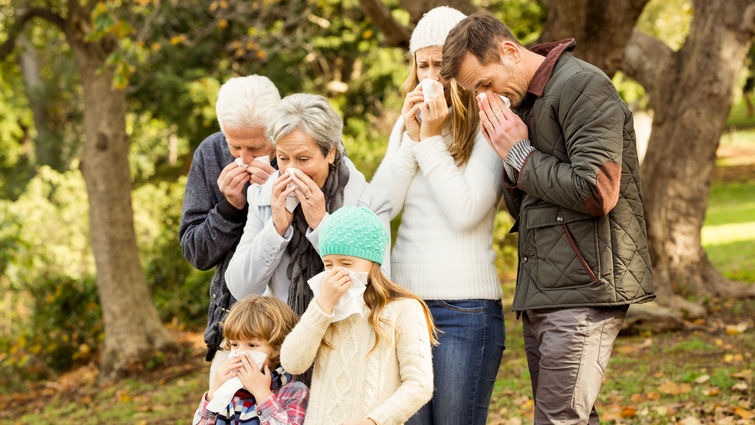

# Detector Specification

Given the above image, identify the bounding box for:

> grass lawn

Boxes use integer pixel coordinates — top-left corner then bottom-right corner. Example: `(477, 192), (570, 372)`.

(2, 124), (754, 425)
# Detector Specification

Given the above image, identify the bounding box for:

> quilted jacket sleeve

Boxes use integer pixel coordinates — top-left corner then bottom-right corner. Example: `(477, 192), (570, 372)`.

(517, 71), (624, 216)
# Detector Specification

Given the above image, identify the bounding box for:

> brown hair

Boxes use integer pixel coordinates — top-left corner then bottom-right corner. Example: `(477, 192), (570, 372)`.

(401, 56), (480, 166)
(221, 295), (299, 368)
(363, 262), (438, 354)
(440, 13), (520, 82)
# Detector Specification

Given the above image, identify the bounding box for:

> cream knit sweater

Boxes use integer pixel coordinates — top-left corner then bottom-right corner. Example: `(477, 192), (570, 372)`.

(280, 298), (433, 425)
(371, 117), (504, 300)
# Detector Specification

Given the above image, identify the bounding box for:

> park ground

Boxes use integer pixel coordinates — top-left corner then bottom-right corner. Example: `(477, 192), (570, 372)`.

(1, 109), (753, 424)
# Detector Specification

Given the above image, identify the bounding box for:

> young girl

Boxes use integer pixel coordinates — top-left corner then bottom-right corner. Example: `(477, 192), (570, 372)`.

(193, 295), (309, 425)
(370, 7), (505, 425)
(279, 206), (437, 425)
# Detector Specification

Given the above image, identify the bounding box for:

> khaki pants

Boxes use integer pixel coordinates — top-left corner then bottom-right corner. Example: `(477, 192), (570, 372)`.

(208, 341), (230, 391)
(522, 306), (627, 425)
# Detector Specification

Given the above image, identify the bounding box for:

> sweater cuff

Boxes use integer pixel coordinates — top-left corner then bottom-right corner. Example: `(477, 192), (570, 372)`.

(392, 132), (419, 175)
(217, 198), (248, 223)
(505, 139), (536, 172)
(303, 299), (335, 328)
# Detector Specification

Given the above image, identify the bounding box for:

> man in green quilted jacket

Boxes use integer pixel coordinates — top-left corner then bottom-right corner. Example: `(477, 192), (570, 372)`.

(441, 13), (655, 425)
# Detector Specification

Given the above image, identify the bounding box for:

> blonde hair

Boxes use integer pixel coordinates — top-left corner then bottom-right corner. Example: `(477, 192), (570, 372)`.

(400, 56), (480, 167)
(364, 262), (438, 354)
(221, 295), (299, 368)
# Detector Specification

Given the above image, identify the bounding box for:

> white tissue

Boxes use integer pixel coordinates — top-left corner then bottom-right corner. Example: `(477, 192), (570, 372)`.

(254, 155), (269, 164)
(206, 350), (268, 413)
(415, 79), (445, 123)
(477, 92), (511, 107)
(284, 168), (301, 212)
(308, 268), (368, 322)
(235, 157), (247, 168)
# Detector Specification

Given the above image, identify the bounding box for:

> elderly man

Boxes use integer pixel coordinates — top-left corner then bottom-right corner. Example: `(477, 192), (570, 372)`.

(179, 75), (281, 376)
(441, 14), (655, 424)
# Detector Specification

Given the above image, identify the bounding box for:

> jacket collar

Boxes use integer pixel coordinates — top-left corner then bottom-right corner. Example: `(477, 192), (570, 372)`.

(527, 38), (576, 97)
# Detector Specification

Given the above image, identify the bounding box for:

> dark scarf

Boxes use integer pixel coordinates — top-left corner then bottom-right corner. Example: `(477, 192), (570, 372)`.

(286, 159), (350, 317)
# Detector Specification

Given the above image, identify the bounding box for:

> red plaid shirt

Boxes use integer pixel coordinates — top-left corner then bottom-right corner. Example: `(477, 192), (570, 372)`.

(194, 381), (308, 425)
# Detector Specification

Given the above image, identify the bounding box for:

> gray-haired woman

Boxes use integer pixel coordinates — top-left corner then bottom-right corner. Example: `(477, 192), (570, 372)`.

(225, 93), (391, 315)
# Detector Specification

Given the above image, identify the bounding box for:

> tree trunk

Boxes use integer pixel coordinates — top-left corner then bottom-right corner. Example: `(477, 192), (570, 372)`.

(18, 37), (64, 170)
(66, 14), (175, 380)
(623, 0), (755, 304)
(537, 0), (649, 77)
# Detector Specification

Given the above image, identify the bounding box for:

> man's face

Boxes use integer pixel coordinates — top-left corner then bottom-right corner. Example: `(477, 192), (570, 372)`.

(223, 125), (275, 164)
(455, 42), (528, 107)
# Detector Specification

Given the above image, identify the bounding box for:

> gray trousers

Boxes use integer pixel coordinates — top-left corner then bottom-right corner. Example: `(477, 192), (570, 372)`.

(522, 306), (627, 425)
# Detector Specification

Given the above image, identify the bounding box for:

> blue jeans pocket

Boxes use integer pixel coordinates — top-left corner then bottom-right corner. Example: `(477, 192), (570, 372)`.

(436, 299), (485, 313)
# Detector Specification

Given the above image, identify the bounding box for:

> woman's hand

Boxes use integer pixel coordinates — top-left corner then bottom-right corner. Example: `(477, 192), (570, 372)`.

(419, 86), (449, 140)
(207, 355), (243, 402)
(237, 353), (272, 403)
(316, 269), (351, 314)
(401, 85), (424, 142)
(289, 170), (327, 230)
(270, 172), (296, 236)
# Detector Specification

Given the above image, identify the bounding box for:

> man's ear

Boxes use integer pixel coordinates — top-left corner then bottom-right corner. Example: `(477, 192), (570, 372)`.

(498, 40), (520, 65)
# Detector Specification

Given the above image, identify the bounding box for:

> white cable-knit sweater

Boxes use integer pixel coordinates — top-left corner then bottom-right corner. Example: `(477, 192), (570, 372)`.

(371, 117), (504, 300)
(279, 299), (433, 425)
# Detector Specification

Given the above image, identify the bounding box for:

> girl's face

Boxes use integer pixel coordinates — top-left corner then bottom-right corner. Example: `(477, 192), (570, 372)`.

(229, 337), (274, 367)
(276, 129), (335, 188)
(415, 45), (450, 102)
(322, 254), (373, 273)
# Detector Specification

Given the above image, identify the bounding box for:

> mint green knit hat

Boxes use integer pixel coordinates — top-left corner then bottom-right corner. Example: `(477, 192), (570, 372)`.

(318, 207), (389, 264)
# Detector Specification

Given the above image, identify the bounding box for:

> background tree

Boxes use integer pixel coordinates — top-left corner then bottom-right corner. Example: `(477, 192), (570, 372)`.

(0, 0), (175, 381)
(622, 0), (755, 312)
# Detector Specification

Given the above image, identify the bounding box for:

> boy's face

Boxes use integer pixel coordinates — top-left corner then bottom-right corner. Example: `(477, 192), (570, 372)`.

(229, 337), (273, 368)
(322, 254), (372, 273)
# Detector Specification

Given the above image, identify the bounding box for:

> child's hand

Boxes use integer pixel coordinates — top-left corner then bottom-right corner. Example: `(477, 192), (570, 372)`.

(316, 268), (351, 314)
(237, 352), (272, 403)
(207, 354), (243, 401)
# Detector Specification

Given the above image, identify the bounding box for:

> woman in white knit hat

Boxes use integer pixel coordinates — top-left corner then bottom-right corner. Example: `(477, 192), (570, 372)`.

(371, 6), (506, 425)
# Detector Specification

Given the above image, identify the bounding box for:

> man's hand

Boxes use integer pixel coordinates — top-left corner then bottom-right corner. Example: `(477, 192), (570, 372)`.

(217, 161), (252, 210)
(245, 160), (277, 186)
(477, 91), (529, 160)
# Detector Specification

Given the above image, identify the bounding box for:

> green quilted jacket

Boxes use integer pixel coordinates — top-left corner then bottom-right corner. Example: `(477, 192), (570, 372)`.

(504, 39), (655, 312)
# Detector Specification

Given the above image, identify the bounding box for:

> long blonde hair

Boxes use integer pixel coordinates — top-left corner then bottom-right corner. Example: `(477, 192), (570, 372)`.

(363, 262), (439, 354)
(401, 56), (480, 167)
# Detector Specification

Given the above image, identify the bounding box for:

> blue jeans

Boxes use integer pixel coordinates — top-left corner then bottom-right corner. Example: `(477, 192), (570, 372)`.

(408, 299), (506, 425)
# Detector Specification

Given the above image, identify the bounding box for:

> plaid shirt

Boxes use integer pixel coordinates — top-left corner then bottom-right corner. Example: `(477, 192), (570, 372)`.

(194, 381), (308, 425)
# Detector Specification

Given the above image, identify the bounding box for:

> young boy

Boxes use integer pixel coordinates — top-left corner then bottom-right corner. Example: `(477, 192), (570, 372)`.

(193, 295), (308, 425)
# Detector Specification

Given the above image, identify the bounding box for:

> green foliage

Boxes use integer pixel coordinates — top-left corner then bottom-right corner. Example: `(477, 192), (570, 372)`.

(485, 0), (547, 45)
(636, 0), (692, 51)
(493, 210), (519, 278)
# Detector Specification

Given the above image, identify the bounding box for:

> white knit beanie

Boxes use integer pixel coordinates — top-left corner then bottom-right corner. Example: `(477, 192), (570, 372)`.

(409, 6), (467, 55)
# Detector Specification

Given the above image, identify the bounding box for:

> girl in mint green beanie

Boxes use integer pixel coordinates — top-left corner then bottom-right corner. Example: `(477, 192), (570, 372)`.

(280, 206), (438, 425)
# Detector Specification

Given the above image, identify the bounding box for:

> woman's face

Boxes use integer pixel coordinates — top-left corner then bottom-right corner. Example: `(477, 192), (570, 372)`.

(276, 129), (335, 188)
(415, 45), (450, 101)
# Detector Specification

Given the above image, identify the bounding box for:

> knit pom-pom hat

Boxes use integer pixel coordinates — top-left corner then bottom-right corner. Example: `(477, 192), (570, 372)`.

(318, 207), (389, 264)
(409, 6), (467, 55)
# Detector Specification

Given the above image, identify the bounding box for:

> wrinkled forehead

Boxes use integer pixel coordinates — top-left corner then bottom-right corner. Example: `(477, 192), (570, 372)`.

(455, 52), (486, 92)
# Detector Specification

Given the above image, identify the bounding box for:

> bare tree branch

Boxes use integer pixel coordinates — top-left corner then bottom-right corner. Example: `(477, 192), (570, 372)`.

(622, 29), (673, 99)
(0, 7), (66, 61)
(359, 0), (411, 48)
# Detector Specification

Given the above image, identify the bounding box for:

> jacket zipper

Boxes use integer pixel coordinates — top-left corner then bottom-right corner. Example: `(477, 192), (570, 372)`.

(561, 223), (599, 283)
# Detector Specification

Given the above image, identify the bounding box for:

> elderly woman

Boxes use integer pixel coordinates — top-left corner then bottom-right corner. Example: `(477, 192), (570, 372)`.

(225, 93), (391, 317)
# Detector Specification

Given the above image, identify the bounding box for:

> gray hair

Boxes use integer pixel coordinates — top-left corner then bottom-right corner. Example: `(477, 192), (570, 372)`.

(216, 75), (281, 132)
(268, 93), (345, 162)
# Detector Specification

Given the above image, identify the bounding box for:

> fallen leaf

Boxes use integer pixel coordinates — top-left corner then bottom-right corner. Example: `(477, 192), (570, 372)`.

(119, 393), (131, 402)
(731, 369), (752, 379)
(630, 393), (645, 403)
(714, 338), (724, 346)
(678, 416), (701, 425)
(647, 391), (661, 400)
(621, 406), (637, 418)
(694, 374), (710, 384)
(723, 353), (744, 363)
(703, 387), (720, 396)
(732, 382), (748, 392)
(725, 323), (748, 334)
(734, 407), (753, 419)
(519, 399), (533, 410)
